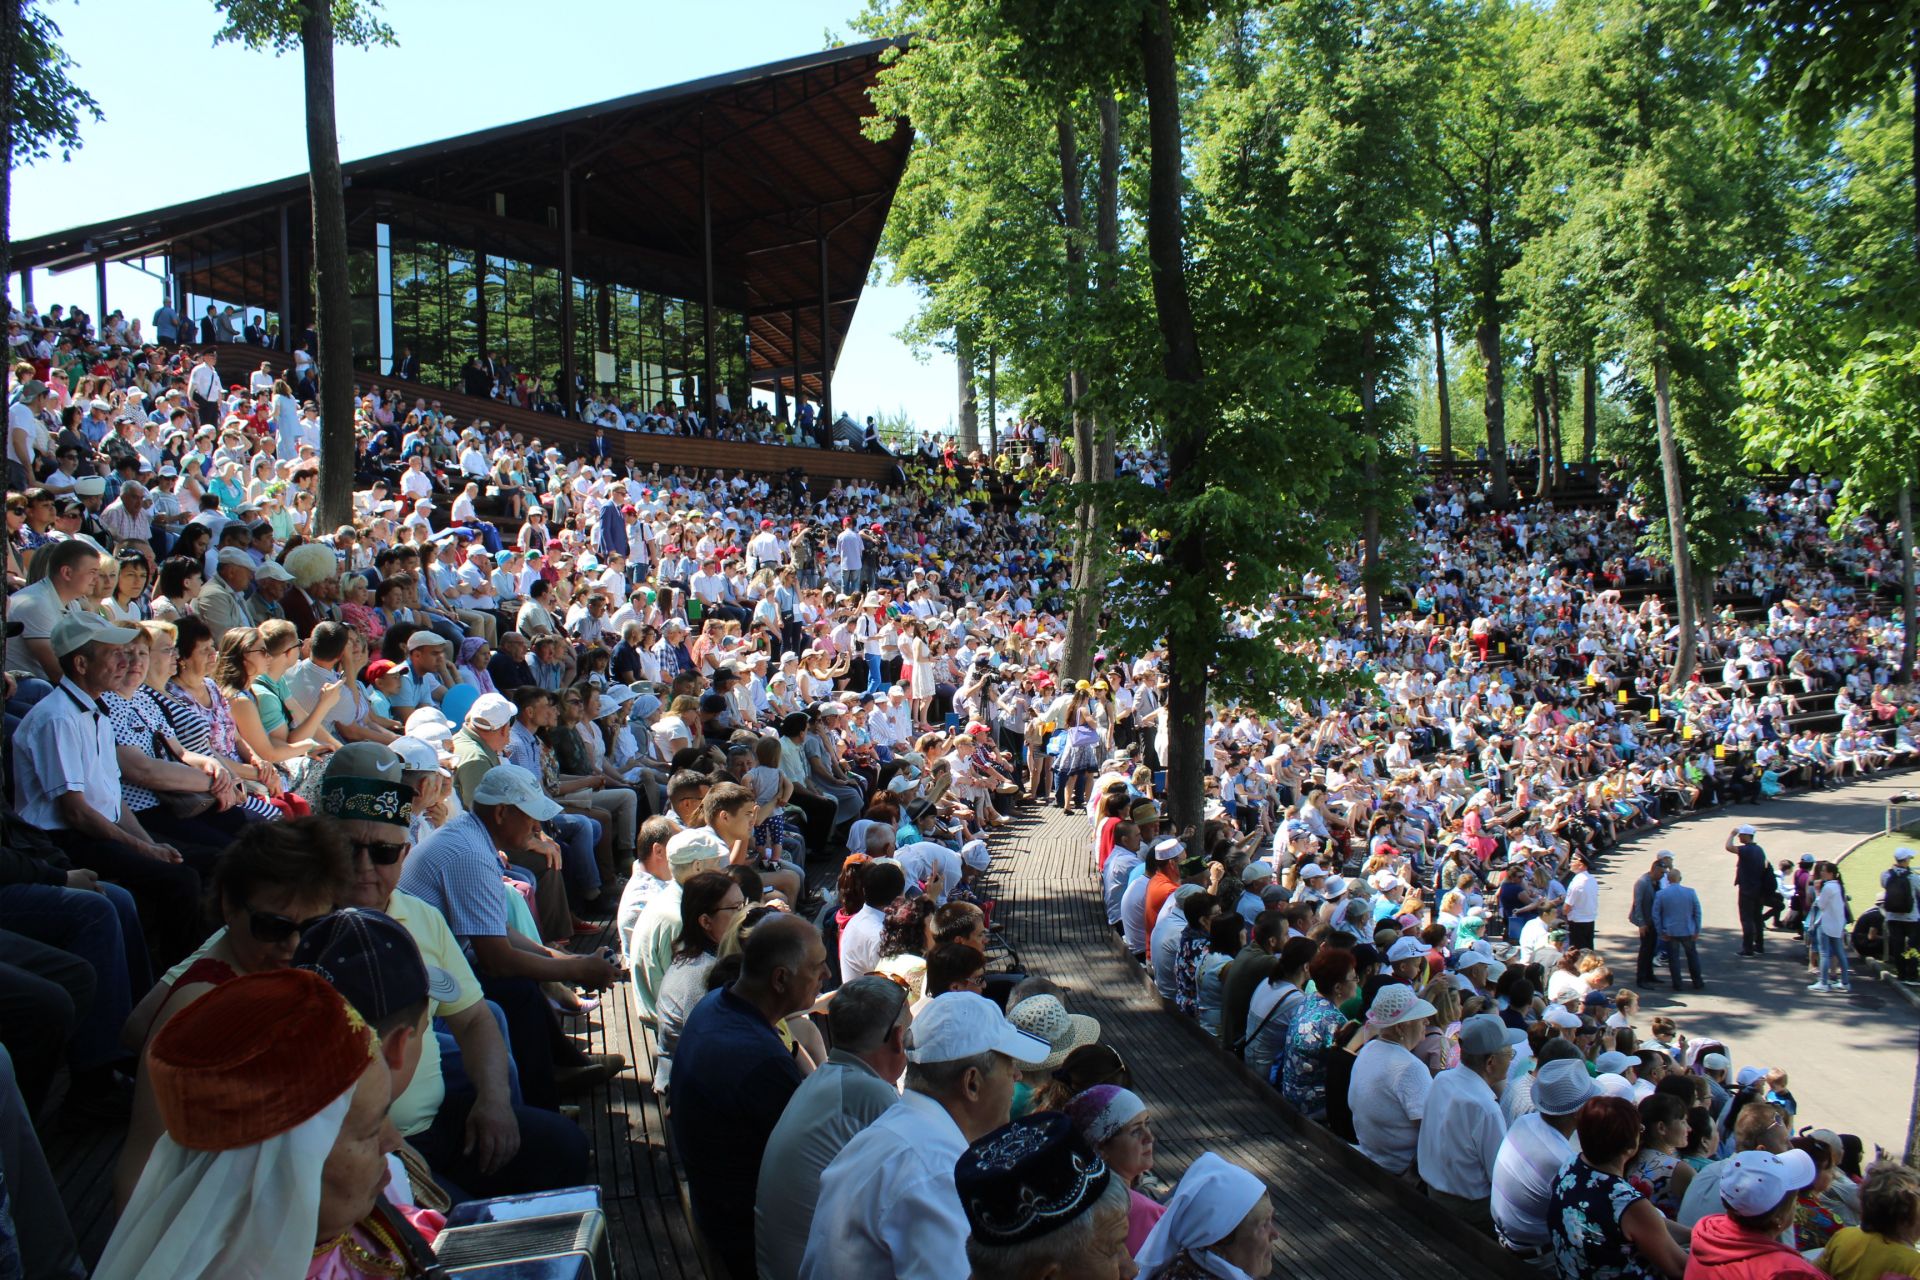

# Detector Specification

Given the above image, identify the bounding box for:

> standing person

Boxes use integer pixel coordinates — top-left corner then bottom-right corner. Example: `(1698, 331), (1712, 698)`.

(1727, 824), (1771, 958)
(1806, 860), (1851, 994)
(1880, 848), (1918, 985)
(1630, 852), (1675, 988)
(1654, 868), (1705, 992)
(1563, 852), (1599, 953)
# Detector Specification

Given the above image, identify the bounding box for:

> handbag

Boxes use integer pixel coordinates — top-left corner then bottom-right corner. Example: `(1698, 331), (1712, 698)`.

(144, 706), (218, 820)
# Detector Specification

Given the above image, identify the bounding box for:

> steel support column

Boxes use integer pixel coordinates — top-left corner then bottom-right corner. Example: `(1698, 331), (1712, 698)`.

(95, 259), (107, 328)
(700, 128), (718, 428)
(818, 232), (832, 429)
(278, 204), (295, 343)
(559, 153), (576, 420)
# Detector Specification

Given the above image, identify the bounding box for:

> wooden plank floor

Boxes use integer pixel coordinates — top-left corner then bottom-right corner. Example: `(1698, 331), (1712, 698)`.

(988, 804), (1527, 1280)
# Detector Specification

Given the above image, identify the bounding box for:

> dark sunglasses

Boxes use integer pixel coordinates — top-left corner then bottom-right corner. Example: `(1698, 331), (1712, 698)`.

(247, 905), (332, 944)
(352, 838), (408, 866)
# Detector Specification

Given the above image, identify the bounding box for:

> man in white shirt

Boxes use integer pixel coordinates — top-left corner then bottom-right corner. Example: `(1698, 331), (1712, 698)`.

(187, 349), (222, 425)
(399, 455), (435, 502)
(1348, 984), (1435, 1175)
(798, 993), (1048, 1280)
(4, 537), (100, 679)
(838, 860), (904, 983)
(1491, 1055), (1594, 1255)
(1563, 852), (1599, 952)
(1418, 1014), (1523, 1228)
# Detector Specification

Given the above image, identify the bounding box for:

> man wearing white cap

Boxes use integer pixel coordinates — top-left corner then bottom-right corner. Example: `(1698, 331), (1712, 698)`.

(1687, 1148), (1824, 1277)
(190, 545), (256, 645)
(1349, 984), (1437, 1176)
(1491, 1056), (1597, 1255)
(1727, 823), (1772, 957)
(1291, 862), (1327, 906)
(12, 611), (203, 964)
(450, 692), (521, 809)
(1881, 847), (1918, 983)
(1419, 1014), (1525, 1228)
(799, 991), (1050, 1280)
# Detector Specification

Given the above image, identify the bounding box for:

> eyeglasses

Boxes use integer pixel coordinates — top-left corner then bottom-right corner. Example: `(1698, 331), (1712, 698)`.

(246, 905), (333, 944)
(352, 838), (409, 866)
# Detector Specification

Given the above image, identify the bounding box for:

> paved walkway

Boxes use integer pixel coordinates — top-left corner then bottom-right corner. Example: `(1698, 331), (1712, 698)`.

(990, 806), (1522, 1280)
(1590, 771), (1920, 1153)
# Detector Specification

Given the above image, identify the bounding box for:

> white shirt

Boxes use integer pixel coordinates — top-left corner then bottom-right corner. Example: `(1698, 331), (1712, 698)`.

(1417, 1066), (1507, 1199)
(400, 468), (433, 499)
(3, 578), (82, 680)
(1349, 1038), (1431, 1175)
(13, 677), (124, 829)
(1564, 871), (1599, 925)
(799, 1089), (969, 1280)
(838, 903), (887, 983)
(1490, 1112), (1574, 1247)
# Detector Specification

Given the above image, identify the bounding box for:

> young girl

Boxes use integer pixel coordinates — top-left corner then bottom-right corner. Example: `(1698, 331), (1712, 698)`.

(745, 734), (793, 868)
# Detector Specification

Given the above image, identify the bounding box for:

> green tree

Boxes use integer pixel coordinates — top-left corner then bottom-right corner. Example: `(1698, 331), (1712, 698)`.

(1, 0), (101, 321)
(213, 0), (395, 530)
(1520, 0), (1778, 681)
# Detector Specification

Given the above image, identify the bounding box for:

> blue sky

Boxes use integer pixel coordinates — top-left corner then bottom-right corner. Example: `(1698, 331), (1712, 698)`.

(10, 0), (957, 433)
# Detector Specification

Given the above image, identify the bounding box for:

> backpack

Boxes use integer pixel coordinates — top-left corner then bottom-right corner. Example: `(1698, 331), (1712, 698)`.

(1885, 869), (1915, 916)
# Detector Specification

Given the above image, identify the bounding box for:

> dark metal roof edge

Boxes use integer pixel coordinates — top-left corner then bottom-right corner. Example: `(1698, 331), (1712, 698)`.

(14, 36), (907, 269)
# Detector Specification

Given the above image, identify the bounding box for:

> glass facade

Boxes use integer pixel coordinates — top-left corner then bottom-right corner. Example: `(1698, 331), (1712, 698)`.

(351, 224), (749, 410)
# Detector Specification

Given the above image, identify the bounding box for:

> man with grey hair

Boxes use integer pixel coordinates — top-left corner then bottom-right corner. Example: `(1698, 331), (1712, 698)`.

(800, 992), (1051, 1280)
(1418, 1014), (1525, 1229)
(756, 974), (914, 1280)
(98, 480), (150, 546)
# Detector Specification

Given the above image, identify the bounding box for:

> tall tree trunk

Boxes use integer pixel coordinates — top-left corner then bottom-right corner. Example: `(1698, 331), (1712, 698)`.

(0, 0), (18, 328)
(303, 6), (355, 531)
(1094, 93), (1120, 487)
(1139, 0), (1208, 834)
(1900, 477), (1916, 683)
(1360, 331), (1383, 649)
(986, 345), (998, 455)
(1581, 361), (1597, 464)
(1474, 214), (1511, 506)
(1059, 108), (1098, 683)
(1530, 350), (1550, 501)
(955, 328), (979, 456)
(1546, 351), (1564, 486)
(1653, 352), (1696, 684)
(1429, 232), (1451, 462)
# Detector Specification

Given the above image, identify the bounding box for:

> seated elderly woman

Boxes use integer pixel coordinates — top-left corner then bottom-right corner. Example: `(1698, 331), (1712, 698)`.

(94, 968), (409, 1280)
(1133, 1151), (1277, 1279)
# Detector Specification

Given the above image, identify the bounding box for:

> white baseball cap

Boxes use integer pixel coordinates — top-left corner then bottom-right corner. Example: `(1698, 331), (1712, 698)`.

(50, 611), (140, 657)
(216, 546), (256, 571)
(1595, 1051), (1638, 1075)
(1297, 862), (1326, 880)
(466, 692), (517, 731)
(905, 992), (1051, 1066)
(471, 763), (561, 821)
(1386, 937), (1427, 964)
(403, 707), (454, 747)
(1895, 847), (1915, 863)
(1718, 1149), (1817, 1216)
(1735, 824), (1757, 837)
(1543, 1007), (1582, 1030)
(390, 736), (450, 778)
(255, 559), (295, 583)
(405, 630), (450, 652)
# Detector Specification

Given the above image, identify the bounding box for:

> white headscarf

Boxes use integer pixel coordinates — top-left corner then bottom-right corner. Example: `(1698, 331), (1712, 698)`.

(92, 1085), (354, 1280)
(1134, 1151), (1267, 1279)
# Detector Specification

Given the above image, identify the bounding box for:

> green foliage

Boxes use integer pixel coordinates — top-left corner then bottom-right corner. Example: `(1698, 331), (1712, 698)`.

(1713, 0), (1920, 137)
(11, 1), (102, 166)
(211, 0), (395, 52)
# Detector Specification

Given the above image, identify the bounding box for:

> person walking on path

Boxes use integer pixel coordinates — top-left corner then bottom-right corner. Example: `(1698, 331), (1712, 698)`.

(1629, 852), (1675, 987)
(1727, 825), (1772, 957)
(1653, 867), (1704, 992)
(1881, 848), (1918, 985)
(1564, 852), (1599, 953)
(1807, 861), (1852, 994)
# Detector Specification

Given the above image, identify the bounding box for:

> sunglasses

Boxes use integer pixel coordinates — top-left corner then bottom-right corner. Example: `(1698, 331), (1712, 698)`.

(247, 905), (332, 944)
(352, 838), (409, 866)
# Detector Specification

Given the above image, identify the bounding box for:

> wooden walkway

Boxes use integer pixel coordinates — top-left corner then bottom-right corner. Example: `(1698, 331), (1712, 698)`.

(989, 804), (1526, 1280)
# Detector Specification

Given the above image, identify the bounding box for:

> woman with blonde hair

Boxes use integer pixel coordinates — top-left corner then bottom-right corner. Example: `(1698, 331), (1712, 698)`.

(214, 623), (336, 788)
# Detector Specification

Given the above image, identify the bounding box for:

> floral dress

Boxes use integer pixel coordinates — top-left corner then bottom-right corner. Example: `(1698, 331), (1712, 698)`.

(1627, 1147), (1682, 1217)
(1279, 987), (1344, 1119)
(1547, 1158), (1659, 1280)
(1172, 925), (1210, 1018)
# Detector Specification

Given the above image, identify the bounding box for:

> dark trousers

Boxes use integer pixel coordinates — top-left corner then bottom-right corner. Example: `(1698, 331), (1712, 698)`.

(1738, 890), (1766, 953)
(139, 804), (260, 863)
(0, 930), (92, 1111)
(475, 971), (577, 1110)
(1568, 921), (1596, 952)
(48, 828), (205, 971)
(1635, 925), (1660, 984)
(408, 1087), (590, 1202)
(1663, 935), (1703, 988)
(789, 789), (839, 860)
(1888, 917), (1920, 982)
(0, 882), (147, 1074)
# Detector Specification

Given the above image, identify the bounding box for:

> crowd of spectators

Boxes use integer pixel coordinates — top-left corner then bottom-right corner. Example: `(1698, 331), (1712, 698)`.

(1, 293), (1917, 1280)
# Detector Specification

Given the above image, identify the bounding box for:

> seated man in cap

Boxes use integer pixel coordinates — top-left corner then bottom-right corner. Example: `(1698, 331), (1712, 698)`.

(1491, 1056), (1597, 1256)
(11, 611), (204, 965)
(955, 1112), (1134, 1280)
(1688, 1148), (1825, 1278)
(320, 746), (590, 1199)
(191, 545), (257, 645)
(1418, 1013), (1526, 1229)
(800, 991), (1051, 1280)
(94, 969), (409, 1280)
(398, 763), (622, 1111)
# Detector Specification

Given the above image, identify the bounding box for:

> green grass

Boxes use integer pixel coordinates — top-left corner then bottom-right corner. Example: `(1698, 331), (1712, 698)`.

(1840, 829), (1920, 907)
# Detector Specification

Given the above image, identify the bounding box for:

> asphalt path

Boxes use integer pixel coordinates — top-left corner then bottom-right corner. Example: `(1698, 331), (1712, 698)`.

(1589, 769), (1920, 1155)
